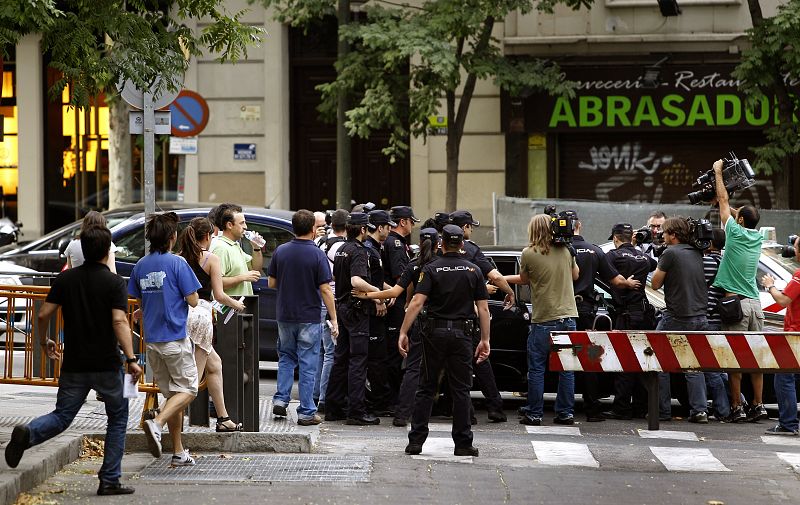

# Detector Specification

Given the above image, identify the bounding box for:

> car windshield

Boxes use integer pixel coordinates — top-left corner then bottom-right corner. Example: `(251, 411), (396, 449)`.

(762, 245), (800, 278)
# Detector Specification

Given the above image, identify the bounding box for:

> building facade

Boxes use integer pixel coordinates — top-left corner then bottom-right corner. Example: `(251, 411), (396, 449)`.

(6, 0), (792, 241)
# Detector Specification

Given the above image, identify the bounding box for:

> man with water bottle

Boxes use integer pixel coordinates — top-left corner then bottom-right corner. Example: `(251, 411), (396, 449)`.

(211, 204), (265, 297)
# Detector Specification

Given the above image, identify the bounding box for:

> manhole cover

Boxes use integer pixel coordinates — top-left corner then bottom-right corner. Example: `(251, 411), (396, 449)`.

(140, 454), (372, 483)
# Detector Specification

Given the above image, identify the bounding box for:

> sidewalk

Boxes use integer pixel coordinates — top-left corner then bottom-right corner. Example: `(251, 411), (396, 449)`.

(0, 384), (316, 505)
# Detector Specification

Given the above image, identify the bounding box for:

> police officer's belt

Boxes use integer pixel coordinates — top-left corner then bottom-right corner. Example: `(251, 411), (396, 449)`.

(619, 299), (650, 312)
(430, 319), (471, 331)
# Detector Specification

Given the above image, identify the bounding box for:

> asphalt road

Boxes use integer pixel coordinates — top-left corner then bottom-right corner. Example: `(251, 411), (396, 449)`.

(11, 373), (800, 505)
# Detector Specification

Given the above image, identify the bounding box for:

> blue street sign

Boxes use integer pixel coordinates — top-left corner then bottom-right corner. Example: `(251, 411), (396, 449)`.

(170, 90), (209, 137)
(234, 143), (257, 161)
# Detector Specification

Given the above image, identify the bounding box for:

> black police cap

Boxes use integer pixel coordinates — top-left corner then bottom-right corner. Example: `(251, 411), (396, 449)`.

(368, 210), (397, 228)
(608, 223), (634, 240)
(442, 224), (464, 246)
(449, 210), (480, 227)
(390, 206), (420, 222)
(419, 227), (439, 244)
(348, 212), (369, 226)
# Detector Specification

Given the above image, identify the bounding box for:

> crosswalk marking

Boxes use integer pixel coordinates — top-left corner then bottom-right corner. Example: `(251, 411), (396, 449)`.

(777, 452), (800, 473)
(650, 447), (730, 472)
(761, 436), (800, 447)
(530, 441), (599, 468)
(409, 437), (473, 464)
(405, 423), (453, 433)
(638, 429), (699, 442)
(525, 426), (581, 437)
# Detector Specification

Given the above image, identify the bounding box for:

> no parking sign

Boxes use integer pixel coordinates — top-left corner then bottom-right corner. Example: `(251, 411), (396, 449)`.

(170, 90), (209, 137)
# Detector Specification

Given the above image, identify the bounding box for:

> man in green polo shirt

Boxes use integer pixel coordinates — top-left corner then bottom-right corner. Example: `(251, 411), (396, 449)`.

(711, 158), (767, 423)
(211, 205), (264, 296)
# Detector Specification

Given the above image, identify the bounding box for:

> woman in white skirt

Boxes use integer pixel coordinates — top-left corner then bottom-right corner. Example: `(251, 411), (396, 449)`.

(178, 217), (246, 432)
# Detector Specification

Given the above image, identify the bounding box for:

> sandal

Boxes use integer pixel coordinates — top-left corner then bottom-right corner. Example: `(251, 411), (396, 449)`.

(215, 417), (243, 432)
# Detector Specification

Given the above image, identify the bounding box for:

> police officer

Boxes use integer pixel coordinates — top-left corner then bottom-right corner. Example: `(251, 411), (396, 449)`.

(325, 212), (381, 425)
(603, 223), (658, 420)
(449, 210), (513, 422)
(364, 210), (396, 415)
(383, 206), (419, 405)
(570, 215), (641, 422)
(400, 225), (490, 457)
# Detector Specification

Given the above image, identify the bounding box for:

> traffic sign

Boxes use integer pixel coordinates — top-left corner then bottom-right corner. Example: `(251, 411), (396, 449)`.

(170, 90), (210, 137)
(120, 77), (180, 110)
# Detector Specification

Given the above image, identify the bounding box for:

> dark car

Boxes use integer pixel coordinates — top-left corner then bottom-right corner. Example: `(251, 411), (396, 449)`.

(110, 207), (295, 362)
(0, 202), (211, 272)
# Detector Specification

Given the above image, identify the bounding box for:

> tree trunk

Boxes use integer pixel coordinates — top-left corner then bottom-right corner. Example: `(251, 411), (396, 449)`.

(747, 0), (792, 208)
(108, 96), (132, 209)
(445, 124), (460, 212)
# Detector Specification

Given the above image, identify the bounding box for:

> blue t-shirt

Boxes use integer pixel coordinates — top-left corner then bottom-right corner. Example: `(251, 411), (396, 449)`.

(268, 238), (332, 323)
(128, 252), (201, 343)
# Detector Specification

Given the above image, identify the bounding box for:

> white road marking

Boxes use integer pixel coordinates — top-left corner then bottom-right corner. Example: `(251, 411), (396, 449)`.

(406, 423), (452, 432)
(650, 447), (730, 472)
(638, 429), (699, 441)
(525, 426), (582, 437)
(409, 437), (473, 464)
(531, 441), (599, 468)
(761, 436), (800, 447)
(777, 452), (800, 474)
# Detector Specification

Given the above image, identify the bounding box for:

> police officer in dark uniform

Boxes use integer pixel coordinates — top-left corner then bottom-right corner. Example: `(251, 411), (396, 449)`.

(325, 212), (381, 425)
(363, 210), (396, 415)
(570, 215), (641, 422)
(382, 206), (419, 405)
(602, 223), (658, 420)
(449, 210), (513, 423)
(400, 225), (490, 457)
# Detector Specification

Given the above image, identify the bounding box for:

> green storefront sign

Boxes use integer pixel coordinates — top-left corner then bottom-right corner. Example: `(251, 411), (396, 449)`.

(522, 61), (799, 132)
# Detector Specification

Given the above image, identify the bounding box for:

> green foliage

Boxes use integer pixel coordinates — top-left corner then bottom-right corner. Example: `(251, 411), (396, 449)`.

(733, 0), (800, 175)
(2, 0), (264, 107)
(264, 0), (579, 162)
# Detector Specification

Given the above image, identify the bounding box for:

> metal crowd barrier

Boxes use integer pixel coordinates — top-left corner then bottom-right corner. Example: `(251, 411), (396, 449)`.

(550, 330), (800, 430)
(0, 284), (197, 427)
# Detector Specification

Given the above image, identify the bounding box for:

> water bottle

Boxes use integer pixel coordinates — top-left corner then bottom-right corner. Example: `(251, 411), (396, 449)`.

(243, 230), (266, 249)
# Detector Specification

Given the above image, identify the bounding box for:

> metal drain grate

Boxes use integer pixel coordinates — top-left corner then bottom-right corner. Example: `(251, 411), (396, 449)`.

(139, 454), (372, 483)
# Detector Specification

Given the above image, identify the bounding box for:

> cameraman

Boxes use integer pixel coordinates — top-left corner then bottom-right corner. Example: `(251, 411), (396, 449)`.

(651, 217), (710, 423)
(514, 214), (579, 426)
(571, 217), (641, 422)
(711, 159), (767, 423)
(638, 211), (667, 258)
(603, 223), (657, 420)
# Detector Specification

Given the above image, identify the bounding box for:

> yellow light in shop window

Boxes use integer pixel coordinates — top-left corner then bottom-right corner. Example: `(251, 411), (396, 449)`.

(1, 71), (12, 100)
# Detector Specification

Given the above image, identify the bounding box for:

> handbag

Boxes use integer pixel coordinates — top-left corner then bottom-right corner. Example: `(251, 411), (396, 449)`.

(718, 295), (744, 324)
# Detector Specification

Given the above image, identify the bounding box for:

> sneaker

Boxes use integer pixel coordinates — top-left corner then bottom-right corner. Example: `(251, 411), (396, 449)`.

(170, 449), (196, 467)
(765, 425), (799, 436)
(688, 412), (709, 424)
(519, 415), (542, 426)
(553, 415), (575, 425)
(297, 414), (322, 426)
(272, 404), (288, 417)
(4, 425), (30, 468)
(142, 419), (162, 458)
(747, 403), (768, 422)
(728, 405), (747, 423)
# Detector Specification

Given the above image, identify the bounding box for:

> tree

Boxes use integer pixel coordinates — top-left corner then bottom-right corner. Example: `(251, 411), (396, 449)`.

(734, 0), (800, 209)
(262, 0), (587, 211)
(2, 0), (264, 208)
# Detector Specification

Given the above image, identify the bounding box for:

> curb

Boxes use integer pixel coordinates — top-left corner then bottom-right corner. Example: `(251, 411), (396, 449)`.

(0, 433), (83, 505)
(88, 430), (318, 454)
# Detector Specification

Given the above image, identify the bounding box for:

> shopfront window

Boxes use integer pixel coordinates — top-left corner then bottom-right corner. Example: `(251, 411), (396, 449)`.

(0, 51), (18, 221)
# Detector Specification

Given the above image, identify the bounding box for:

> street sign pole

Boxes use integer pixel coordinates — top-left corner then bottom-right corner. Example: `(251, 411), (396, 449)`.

(143, 90), (156, 254)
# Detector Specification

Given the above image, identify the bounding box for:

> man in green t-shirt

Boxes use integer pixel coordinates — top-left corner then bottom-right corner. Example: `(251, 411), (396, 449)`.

(710, 158), (767, 423)
(211, 204), (264, 297)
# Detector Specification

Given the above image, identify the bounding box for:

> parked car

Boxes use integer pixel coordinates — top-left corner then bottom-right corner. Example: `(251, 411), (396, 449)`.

(109, 207), (296, 362)
(0, 202), (215, 272)
(0, 261), (40, 350)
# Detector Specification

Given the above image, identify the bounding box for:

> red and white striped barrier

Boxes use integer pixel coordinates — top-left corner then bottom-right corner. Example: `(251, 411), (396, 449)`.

(549, 331), (800, 373)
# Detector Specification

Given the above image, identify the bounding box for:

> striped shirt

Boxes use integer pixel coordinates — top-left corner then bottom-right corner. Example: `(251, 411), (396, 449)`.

(703, 251), (724, 327)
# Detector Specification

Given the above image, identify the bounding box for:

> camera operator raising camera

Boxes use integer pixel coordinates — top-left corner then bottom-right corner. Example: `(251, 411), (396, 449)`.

(708, 158), (768, 423)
